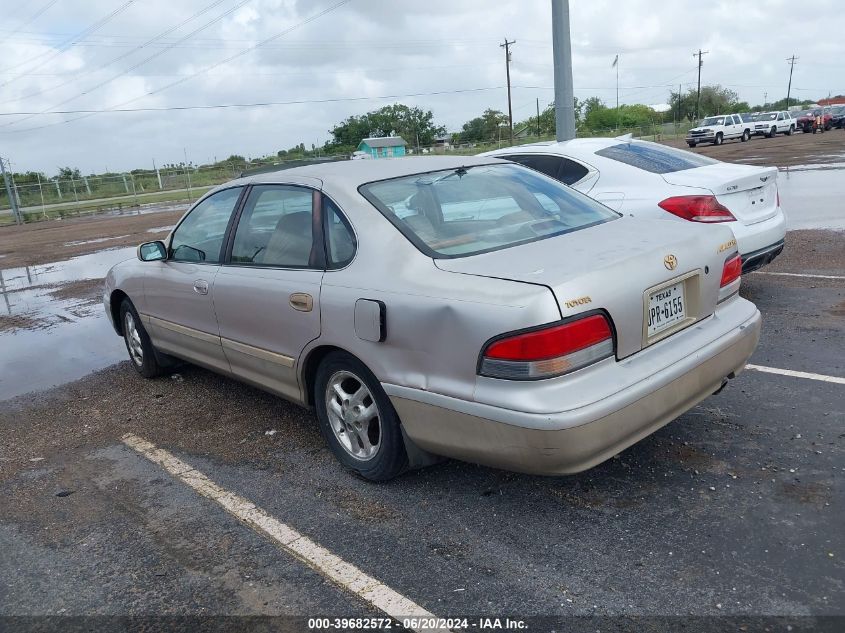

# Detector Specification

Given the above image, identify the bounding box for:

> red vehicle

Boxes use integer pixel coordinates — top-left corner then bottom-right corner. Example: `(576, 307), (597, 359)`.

(796, 108), (833, 133)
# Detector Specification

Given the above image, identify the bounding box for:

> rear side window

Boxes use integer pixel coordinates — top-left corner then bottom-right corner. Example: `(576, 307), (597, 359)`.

(503, 154), (590, 185)
(230, 185), (315, 268)
(323, 197), (356, 268)
(595, 141), (718, 174)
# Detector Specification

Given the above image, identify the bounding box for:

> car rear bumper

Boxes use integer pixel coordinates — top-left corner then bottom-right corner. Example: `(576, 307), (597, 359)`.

(741, 239), (785, 273)
(730, 208), (787, 262)
(385, 299), (761, 476)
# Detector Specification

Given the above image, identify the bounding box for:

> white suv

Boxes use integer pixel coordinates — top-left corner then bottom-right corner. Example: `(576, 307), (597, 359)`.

(752, 111), (796, 137)
(686, 114), (751, 147)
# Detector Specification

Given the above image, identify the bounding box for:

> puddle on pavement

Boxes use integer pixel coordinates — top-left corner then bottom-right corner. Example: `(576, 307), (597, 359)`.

(64, 235), (130, 247)
(0, 247), (134, 400)
(778, 168), (845, 230)
(146, 225), (175, 234)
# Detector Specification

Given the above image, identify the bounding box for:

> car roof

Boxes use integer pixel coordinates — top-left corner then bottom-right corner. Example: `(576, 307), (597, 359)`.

(220, 155), (506, 191)
(480, 137), (624, 157)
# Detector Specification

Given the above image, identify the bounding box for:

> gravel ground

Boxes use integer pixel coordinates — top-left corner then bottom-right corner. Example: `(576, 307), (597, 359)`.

(660, 128), (845, 167)
(0, 208), (184, 268)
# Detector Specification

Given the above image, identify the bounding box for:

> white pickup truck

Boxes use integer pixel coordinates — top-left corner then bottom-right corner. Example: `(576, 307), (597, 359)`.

(686, 113), (752, 146)
(752, 111), (796, 137)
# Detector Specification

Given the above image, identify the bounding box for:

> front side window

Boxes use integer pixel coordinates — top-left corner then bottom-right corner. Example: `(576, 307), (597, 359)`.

(595, 141), (718, 174)
(170, 188), (242, 263)
(360, 163), (618, 258)
(231, 185), (315, 268)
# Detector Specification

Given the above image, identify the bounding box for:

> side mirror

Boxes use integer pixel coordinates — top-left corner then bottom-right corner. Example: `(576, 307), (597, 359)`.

(138, 241), (167, 262)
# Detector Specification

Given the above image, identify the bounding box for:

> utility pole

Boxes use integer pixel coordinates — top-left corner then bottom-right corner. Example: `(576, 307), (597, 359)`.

(1, 156), (22, 225)
(536, 97), (541, 138)
(551, 0), (576, 141)
(763, 91), (768, 107)
(786, 55), (798, 109)
(501, 38), (516, 145)
(693, 49), (709, 120)
(612, 54), (620, 130)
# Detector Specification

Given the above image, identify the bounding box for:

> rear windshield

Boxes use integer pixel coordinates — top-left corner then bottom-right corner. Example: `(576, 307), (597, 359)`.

(359, 163), (619, 258)
(594, 141), (718, 175)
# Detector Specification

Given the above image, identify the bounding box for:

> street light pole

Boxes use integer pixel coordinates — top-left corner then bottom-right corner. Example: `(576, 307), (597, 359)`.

(551, 0), (576, 141)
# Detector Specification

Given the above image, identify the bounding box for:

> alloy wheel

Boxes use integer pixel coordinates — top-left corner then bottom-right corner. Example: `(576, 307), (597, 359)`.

(325, 370), (381, 461)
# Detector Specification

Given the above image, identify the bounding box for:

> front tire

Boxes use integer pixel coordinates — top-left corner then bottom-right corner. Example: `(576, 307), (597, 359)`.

(767, 126), (776, 138)
(120, 299), (165, 378)
(786, 125), (794, 136)
(314, 351), (408, 481)
(687, 141), (696, 148)
(713, 132), (723, 146)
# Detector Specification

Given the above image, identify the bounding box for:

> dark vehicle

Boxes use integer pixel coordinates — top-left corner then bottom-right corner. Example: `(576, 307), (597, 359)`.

(796, 108), (833, 133)
(828, 105), (845, 129)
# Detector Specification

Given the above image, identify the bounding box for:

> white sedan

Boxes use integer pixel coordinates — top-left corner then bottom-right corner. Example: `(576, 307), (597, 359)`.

(480, 138), (786, 272)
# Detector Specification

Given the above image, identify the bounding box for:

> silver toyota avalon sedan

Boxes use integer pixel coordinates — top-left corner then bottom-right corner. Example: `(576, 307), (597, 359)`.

(105, 156), (761, 481)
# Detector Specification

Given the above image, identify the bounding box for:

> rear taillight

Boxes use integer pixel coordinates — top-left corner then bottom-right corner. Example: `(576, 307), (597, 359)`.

(658, 195), (736, 223)
(479, 313), (614, 380)
(718, 253), (742, 303)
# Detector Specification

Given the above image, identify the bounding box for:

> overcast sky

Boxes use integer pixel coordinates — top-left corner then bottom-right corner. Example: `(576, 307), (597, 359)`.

(0, 0), (840, 174)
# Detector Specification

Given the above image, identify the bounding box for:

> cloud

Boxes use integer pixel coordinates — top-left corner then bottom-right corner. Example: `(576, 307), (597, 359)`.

(0, 0), (839, 173)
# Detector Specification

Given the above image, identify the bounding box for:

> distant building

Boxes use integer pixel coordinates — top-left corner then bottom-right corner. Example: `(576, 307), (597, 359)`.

(357, 137), (407, 159)
(433, 134), (452, 148)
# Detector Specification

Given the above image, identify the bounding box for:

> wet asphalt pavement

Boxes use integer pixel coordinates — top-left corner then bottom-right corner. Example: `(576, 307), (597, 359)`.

(0, 167), (843, 630)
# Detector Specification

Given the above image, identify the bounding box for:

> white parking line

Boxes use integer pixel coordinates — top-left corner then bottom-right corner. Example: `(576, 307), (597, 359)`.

(746, 364), (845, 385)
(753, 271), (845, 280)
(121, 433), (440, 631)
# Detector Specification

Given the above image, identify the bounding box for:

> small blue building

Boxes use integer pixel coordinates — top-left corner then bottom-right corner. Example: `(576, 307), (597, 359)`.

(357, 136), (407, 159)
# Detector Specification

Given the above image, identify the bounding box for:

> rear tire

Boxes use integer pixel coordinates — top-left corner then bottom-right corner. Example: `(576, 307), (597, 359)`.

(314, 351), (408, 481)
(741, 130), (750, 142)
(713, 132), (723, 146)
(120, 299), (165, 378)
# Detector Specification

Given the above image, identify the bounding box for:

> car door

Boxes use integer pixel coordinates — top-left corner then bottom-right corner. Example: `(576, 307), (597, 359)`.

(142, 186), (243, 372)
(212, 184), (325, 401)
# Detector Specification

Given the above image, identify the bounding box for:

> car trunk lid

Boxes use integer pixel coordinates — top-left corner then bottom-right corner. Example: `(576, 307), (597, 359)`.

(661, 164), (779, 225)
(435, 216), (731, 360)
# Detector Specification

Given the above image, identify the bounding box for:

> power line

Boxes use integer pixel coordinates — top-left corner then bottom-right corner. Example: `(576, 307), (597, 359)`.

(1, 0), (253, 128)
(0, 0), (232, 106)
(3, 0), (355, 134)
(0, 86), (516, 119)
(0, 1), (136, 87)
(4, 0), (60, 39)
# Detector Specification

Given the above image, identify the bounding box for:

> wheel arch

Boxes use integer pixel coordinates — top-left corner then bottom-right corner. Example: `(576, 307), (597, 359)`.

(109, 289), (130, 335)
(300, 344), (351, 407)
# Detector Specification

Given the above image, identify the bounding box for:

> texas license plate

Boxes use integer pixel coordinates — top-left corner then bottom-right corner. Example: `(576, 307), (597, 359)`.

(647, 282), (686, 337)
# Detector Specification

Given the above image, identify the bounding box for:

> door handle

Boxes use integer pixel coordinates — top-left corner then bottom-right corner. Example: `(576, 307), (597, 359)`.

(193, 279), (209, 295)
(289, 293), (313, 312)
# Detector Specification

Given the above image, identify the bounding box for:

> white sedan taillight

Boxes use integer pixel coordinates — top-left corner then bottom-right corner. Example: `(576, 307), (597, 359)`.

(718, 253), (742, 303)
(479, 313), (615, 380)
(658, 195), (736, 223)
